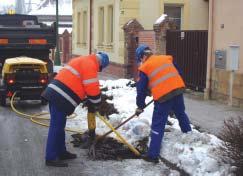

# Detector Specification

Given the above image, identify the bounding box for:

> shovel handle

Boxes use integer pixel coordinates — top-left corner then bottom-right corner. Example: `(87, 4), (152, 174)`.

(97, 99), (153, 140)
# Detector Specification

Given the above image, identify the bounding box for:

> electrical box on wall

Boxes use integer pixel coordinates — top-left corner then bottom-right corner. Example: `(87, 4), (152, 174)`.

(215, 50), (226, 69)
(227, 45), (240, 71)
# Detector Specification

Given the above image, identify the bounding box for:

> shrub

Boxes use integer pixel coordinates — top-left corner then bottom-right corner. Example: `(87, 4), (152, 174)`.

(219, 117), (243, 176)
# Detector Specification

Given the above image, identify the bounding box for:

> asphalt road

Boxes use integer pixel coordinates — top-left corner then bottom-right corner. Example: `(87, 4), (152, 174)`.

(0, 101), (89, 176)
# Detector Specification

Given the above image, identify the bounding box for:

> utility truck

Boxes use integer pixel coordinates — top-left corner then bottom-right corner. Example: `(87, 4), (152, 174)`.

(0, 14), (57, 106)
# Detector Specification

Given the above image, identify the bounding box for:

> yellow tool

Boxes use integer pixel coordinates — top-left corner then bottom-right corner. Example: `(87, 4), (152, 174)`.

(96, 112), (140, 156)
(87, 112), (96, 130)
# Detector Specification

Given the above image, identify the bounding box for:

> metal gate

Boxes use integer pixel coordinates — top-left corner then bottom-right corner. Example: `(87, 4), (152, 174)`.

(166, 30), (208, 92)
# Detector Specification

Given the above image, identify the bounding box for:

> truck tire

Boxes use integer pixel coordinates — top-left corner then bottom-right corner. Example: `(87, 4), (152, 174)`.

(0, 94), (6, 106)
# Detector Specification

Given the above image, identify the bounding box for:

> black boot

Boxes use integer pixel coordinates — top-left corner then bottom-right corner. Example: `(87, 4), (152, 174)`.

(59, 151), (77, 160)
(45, 159), (68, 167)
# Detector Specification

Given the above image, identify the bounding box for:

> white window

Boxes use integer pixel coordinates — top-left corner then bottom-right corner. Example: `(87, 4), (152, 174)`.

(98, 7), (104, 45)
(77, 12), (81, 44)
(81, 11), (88, 45)
(107, 5), (114, 44)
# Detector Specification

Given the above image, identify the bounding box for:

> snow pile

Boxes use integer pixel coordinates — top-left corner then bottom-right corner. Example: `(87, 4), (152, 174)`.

(66, 79), (232, 176)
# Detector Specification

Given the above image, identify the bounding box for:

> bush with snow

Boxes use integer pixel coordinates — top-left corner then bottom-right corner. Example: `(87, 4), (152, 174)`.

(218, 117), (243, 176)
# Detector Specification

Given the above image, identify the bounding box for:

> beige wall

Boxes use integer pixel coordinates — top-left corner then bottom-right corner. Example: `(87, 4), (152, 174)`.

(139, 0), (208, 30)
(212, 0), (243, 73)
(72, 0), (140, 64)
(139, 0), (162, 29)
(93, 0), (120, 64)
(119, 0), (140, 64)
(188, 0), (208, 30)
(207, 0), (243, 107)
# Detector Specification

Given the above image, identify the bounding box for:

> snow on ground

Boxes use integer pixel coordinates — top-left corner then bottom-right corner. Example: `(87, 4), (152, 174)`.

(66, 79), (232, 176)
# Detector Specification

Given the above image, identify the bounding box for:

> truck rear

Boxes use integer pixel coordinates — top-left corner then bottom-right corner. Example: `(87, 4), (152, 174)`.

(0, 57), (49, 106)
(0, 14), (56, 74)
(0, 14), (57, 106)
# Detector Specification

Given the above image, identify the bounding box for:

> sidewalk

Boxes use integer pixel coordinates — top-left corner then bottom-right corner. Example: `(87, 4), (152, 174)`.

(99, 73), (243, 136)
(184, 94), (243, 136)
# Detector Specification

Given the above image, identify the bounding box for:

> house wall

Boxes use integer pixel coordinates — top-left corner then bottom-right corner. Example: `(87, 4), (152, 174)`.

(72, 0), (209, 78)
(118, 0), (140, 65)
(72, 0), (90, 56)
(139, 0), (208, 30)
(209, 0), (243, 107)
(139, 0), (162, 29)
(93, 0), (120, 64)
(188, 0), (208, 30)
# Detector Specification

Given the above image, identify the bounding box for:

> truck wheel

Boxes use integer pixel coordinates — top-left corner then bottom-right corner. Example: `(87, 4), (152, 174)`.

(0, 94), (6, 106)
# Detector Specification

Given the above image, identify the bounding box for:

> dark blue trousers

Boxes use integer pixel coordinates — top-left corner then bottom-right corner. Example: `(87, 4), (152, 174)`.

(147, 94), (192, 159)
(45, 102), (67, 160)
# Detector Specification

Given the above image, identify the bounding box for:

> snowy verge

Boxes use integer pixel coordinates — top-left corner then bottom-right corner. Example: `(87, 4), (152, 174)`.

(66, 79), (232, 176)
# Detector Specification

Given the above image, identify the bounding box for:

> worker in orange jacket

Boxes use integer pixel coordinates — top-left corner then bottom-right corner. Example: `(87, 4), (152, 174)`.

(41, 52), (109, 167)
(135, 44), (191, 163)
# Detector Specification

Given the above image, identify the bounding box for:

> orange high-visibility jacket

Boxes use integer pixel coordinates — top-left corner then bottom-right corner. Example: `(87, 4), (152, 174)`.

(139, 55), (185, 100)
(55, 54), (101, 100)
(42, 54), (101, 115)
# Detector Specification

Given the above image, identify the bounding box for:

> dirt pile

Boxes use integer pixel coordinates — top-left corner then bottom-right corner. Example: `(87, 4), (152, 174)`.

(71, 132), (148, 160)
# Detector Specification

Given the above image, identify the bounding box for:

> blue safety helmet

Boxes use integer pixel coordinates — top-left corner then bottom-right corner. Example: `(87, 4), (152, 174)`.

(96, 52), (109, 71)
(135, 44), (151, 63)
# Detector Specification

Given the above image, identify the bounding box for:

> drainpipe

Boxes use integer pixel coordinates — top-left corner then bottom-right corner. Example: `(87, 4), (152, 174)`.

(89, 0), (93, 54)
(204, 0), (214, 100)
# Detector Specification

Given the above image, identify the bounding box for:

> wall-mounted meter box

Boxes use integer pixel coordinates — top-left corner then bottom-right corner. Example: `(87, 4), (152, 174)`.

(227, 45), (240, 71)
(215, 50), (226, 69)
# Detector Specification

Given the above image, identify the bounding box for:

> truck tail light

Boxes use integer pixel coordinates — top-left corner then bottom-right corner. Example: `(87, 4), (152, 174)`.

(29, 39), (47, 45)
(0, 39), (8, 44)
(39, 75), (48, 84)
(8, 79), (15, 84)
(6, 74), (15, 85)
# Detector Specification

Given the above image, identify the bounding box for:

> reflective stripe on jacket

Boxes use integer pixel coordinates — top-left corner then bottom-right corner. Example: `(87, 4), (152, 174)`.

(138, 55), (185, 100)
(42, 55), (101, 114)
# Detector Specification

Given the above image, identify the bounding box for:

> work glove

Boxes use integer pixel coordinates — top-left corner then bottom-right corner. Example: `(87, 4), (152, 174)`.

(87, 101), (100, 113)
(135, 108), (144, 116)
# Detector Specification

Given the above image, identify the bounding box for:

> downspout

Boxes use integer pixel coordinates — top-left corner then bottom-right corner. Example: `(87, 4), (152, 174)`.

(205, 0), (214, 99)
(89, 0), (93, 54)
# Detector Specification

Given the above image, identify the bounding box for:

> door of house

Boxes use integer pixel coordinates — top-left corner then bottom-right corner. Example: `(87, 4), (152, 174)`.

(166, 30), (208, 92)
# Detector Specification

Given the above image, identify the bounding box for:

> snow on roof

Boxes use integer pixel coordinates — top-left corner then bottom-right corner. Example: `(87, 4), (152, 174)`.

(59, 27), (72, 34)
(154, 14), (167, 24)
(126, 19), (134, 26)
(41, 21), (72, 34)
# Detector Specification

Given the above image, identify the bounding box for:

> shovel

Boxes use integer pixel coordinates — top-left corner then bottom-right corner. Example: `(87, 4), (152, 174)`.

(89, 99), (153, 157)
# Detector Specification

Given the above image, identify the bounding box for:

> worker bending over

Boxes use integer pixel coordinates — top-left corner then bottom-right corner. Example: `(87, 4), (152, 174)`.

(135, 44), (192, 163)
(42, 52), (109, 167)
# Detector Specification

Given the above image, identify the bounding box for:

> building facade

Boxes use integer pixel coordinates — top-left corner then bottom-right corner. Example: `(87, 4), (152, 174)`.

(206, 0), (243, 107)
(72, 0), (209, 77)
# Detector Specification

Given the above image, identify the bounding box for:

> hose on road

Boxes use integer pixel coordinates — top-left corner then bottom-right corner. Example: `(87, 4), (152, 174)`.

(10, 91), (138, 155)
